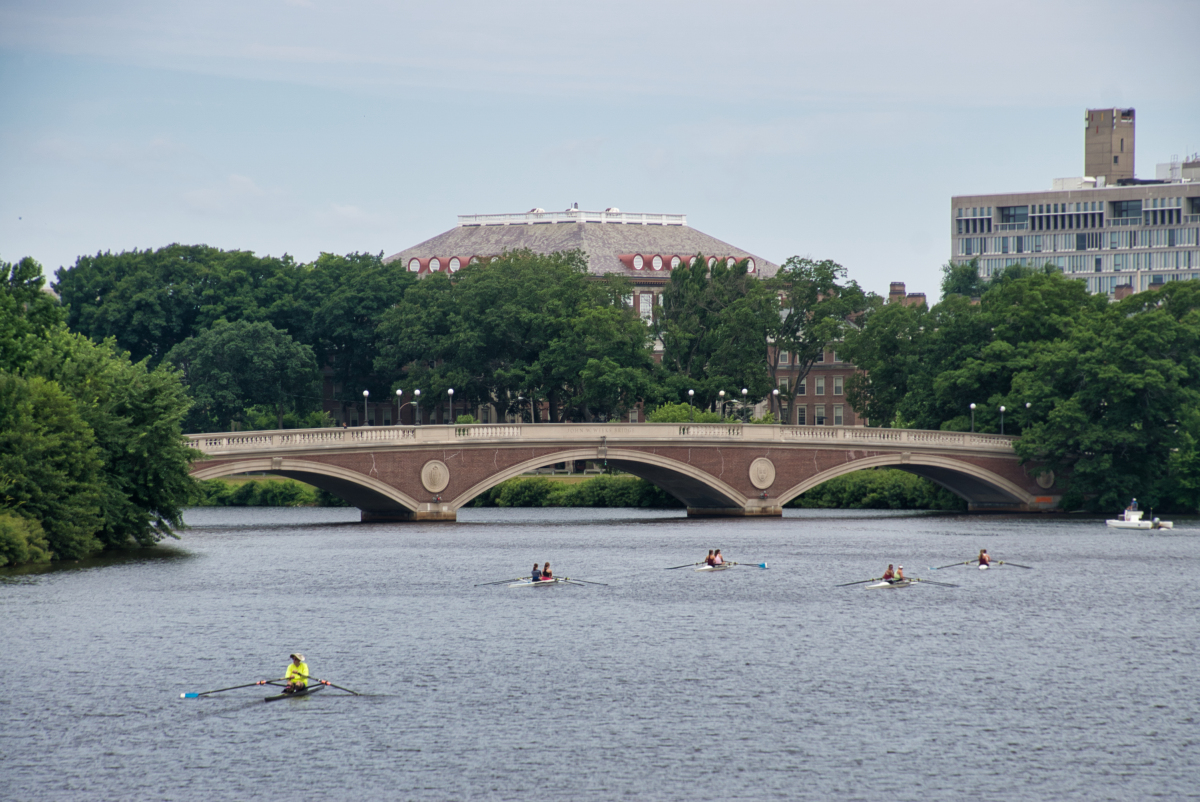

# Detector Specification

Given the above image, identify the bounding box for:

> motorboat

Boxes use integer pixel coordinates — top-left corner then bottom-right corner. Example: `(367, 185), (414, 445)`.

(1106, 509), (1173, 530)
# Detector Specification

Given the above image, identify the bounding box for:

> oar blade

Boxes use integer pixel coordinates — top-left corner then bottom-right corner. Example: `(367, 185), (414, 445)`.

(665, 563), (700, 570)
(999, 561), (1033, 569)
(932, 561), (971, 570)
(836, 578), (881, 587)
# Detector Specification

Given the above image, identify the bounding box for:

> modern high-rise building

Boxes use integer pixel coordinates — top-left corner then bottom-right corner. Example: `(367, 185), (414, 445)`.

(952, 109), (1200, 295)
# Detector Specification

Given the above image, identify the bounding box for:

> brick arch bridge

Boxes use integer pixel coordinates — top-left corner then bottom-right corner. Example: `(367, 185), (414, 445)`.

(189, 424), (1060, 521)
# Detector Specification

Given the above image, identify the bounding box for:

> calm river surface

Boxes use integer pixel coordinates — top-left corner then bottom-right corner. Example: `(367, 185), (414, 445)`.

(2, 507), (1198, 801)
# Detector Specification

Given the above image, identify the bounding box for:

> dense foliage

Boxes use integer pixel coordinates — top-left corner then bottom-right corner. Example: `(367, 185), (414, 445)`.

(843, 266), (1200, 512)
(469, 475), (682, 509)
(1, 256), (197, 564)
(788, 469), (967, 510)
(194, 478), (350, 508)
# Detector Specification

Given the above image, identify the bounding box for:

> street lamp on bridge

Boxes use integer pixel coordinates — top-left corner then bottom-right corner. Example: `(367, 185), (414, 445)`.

(718, 390), (725, 419)
(772, 388), (780, 421)
(448, 388), (454, 425)
(741, 388), (748, 424)
(362, 389), (369, 426)
(970, 403), (976, 433)
(687, 389), (694, 421)
(999, 405), (1006, 435)
(414, 389), (421, 425)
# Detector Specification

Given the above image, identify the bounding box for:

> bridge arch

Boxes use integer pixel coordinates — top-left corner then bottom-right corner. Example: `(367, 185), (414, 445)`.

(450, 447), (748, 512)
(192, 458), (424, 519)
(775, 454), (1036, 509)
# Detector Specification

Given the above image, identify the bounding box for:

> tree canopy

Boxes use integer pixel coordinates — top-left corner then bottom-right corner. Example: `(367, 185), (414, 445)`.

(1, 256), (198, 564)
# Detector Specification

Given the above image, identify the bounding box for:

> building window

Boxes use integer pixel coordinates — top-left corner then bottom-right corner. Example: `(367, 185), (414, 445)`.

(834, 376), (843, 395)
(448, 257), (461, 272)
(670, 256), (682, 269)
(479, 407), (490, 423)
(797, 378), (806, 396)
(639, 293), (653, 322)
(816, 351), (824, 363)
(633, 255), (644, 270)
(815, 405), (826, 425)
(408, 258), (421, 272)
(779, 351), (789, 365)
(630, 409), (638, 423)
(796, 406), (806, 425)
(430, 258), (441, 272)
(651, 255), (663, 270)
(833, 404), (844, 426)
(816, 377), (825, 395)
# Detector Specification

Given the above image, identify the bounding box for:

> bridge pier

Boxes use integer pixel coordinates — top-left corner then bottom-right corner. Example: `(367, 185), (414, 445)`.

(687, 500), (782, 518)
(362, 501), (457, 523)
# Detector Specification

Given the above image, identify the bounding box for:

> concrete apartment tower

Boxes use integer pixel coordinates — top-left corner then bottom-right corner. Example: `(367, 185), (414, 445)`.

(1085, 108), (1135, 183)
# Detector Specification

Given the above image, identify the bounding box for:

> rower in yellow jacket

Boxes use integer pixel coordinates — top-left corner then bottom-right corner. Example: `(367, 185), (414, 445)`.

(284, 653), (308, 693)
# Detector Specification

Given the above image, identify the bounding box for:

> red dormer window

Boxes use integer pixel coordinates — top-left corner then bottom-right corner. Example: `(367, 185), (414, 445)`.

(651, 255), (663, 270)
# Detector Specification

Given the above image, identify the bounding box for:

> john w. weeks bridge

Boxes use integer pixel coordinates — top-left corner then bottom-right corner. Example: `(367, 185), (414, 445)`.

(189, 424), (1060, 521)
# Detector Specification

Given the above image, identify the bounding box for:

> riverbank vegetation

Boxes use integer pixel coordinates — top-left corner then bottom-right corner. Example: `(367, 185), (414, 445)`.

(1, 257), (196, 566)
(844, 264), (1200, 512)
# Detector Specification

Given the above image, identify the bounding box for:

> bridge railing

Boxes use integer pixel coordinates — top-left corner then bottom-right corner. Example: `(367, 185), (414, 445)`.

(188, 424), (1015, 457)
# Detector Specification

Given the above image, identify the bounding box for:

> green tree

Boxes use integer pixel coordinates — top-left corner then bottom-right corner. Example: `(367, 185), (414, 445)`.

(167, 320), (321, 431)
(375, 250), (655, 423)
(300, 252), (416, 411)
(54, 244), (306, 367)
(769, 258), (870, 425)
(940, 258), (983, 300)
(657, 255), (773, 411)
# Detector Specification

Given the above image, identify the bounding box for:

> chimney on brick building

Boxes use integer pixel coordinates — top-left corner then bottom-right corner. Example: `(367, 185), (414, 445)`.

(888, 282), (907, 304)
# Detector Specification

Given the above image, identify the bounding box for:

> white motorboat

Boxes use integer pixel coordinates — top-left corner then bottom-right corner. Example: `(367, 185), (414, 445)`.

(865, 578), (913, 589)
(1106, 509), (1173, 530)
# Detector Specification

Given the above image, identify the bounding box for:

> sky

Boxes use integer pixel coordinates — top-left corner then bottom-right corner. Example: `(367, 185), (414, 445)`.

(2, 0), (1198, 300)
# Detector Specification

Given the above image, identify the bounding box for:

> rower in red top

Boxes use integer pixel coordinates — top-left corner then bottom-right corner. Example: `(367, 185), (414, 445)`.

(704, 550), (715, 566)
(881, 564), (895, 581)
(978, 549), (991, 567)
(541, 562), (553, 580)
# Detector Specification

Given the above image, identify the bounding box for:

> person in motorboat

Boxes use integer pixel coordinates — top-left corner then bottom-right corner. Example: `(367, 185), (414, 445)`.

(530, 563), (542, 582)
(978, 549), (991, 567)
(540, 562), (553, 580)
(881, 564), (895, 581)
(283, 653), (308, 694)
(1127, 498), (1138, 511)
(704, 550), (715, 566)
(713, 549), (724, 565)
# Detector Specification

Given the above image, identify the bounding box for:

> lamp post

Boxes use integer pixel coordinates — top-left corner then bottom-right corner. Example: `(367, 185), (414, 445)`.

(447, 388), (454, 425)
(718, 390), (725, 419)
(687, 389), (694, 421)
(395, 388), (403, 425)
(362, 389), (369, 426)
(999, 405), (1006, 435)
(970, 403), (976, 433)
(741, 388), (748, 424)
(772, 388), (780, 421)
(414, 389), (421, 425)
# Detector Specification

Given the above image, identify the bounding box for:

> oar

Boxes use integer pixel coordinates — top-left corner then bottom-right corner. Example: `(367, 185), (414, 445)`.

(996, 560), (1033, 569)
(666, 562), (702, 570)
(181, 679), (283, 699)
(560, 576), (609, 586)
(314, 679), (361, 696)
(913, 578), (959, 587)
(836, 577), (882, 587)
(475, 577), (529, 586)
(930, 560), (973, 570)
(730, 561), (769, 569)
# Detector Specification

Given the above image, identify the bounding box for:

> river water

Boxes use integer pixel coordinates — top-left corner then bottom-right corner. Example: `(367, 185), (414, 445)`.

(2, 507), (1197, 801)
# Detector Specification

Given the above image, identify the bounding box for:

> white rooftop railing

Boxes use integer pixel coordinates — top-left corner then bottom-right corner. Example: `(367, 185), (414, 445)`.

(188, 424), (1015, 457)
(457, 210), (687, 227)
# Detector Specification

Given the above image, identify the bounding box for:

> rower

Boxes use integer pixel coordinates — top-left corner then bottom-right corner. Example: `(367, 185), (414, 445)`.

(530, 563), (542, 582)
(894, 565), (905, 581)
(881, 564), (895, 581)
(978, 549), (991, 567)
(541, 562), (553, 580)
(704, 550), (715, 566)
(713, 549), (724, 565)
(283, 653), (308, 694)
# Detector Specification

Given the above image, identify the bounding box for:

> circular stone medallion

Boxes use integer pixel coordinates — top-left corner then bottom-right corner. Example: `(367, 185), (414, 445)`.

(1035, 470), (1055, 490)
(421, 460), (450, 493)
(749, 457), (776, 490)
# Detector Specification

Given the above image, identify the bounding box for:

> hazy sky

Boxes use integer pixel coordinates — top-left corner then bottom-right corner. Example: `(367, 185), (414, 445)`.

(2, 0), (1198, 299)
